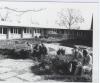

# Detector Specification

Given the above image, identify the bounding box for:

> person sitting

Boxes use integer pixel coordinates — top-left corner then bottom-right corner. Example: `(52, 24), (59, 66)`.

(72, 47), (79, 60)
(38, 43), (48, 62)
(82, 49), (92, 75)
(25, 42), (33, 54)
(76, 48), (84, 63)
(68, 59), (78, 75)
(83, 49), (91, 65)
(41, 44), (47, 56)
(70, 47), (83, 76)
(33, 44), (40, 61)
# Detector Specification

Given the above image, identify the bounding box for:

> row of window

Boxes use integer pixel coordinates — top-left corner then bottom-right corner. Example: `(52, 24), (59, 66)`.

(0, 28), (43, 34)
(24, 28), (41, 33)
(24, 28), (31, 33)
(0, 28), (91, 36)
(11, 28), (21, 34)
(0, 28), (7, 34)
(34, 29), (41, 33)
(64, 30), (90, 36)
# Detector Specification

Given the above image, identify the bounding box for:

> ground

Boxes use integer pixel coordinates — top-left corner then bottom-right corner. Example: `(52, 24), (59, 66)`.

(0, 59), (92, 83)
(0, 39), (92, 82)
(0, 43), (66, 82)
(0, 59), (60, 82)
(0, 43), (73, 82)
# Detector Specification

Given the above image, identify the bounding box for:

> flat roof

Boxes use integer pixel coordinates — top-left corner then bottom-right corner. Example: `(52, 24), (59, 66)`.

(0, 21), (67, 29)
(0, 21), (92, 31)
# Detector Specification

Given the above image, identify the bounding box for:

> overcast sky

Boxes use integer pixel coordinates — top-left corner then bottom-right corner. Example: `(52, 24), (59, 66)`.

(0, 2), (97, 30)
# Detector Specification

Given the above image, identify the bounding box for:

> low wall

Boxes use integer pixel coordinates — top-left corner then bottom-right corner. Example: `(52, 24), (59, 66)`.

(23, 33), (32, 38)
(9, 34), (21, 39)
(0, 34), (7, 39)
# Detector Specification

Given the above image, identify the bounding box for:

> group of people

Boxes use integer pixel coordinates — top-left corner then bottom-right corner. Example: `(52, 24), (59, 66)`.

(26, 42), (47, 61)
(69, 46), (92, 76)
(25, 41), (92, 76)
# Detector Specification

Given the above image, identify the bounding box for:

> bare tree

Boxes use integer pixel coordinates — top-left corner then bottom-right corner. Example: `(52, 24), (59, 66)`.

(0, 7), (10, 21)
(0, 7), (46, 22)
(56, 8), (84, 29)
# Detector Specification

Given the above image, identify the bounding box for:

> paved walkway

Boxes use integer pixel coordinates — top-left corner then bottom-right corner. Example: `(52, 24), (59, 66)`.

(0, 59), (44, 82)
(0, 43), (73, 83)
(0, 59), (68, 83)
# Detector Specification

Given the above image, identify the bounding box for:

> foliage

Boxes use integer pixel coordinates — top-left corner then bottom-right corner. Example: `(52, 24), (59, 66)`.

(57, 48), (65, 55)
(31, 47), (92, 82)
(0, 49), (29, 59)
(31, 53), (72, 75)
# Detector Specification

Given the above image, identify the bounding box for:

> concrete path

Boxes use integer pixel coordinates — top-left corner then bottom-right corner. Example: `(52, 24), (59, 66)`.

(0, 43), (73, 83)
(0, 59), (43, 82)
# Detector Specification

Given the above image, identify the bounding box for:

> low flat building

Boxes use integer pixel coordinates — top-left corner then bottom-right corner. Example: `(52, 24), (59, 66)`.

(0, 21), (92, 41)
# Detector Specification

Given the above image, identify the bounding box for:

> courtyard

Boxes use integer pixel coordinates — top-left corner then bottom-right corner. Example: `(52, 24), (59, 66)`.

(0, 38), (92, 82)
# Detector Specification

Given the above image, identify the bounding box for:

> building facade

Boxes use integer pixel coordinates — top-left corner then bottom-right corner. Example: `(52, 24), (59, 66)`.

(0, 25), (59, 39)
(0, 25), (92, 44)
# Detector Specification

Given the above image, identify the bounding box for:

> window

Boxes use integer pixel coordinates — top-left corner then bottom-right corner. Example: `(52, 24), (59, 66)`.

(40, 29), (42, 33)
(11, 28), (13, 33)
(27, 29), (29, 33)
(15, 28), (18, 33)
(24, 28), (26, 33)
(30, 29), (32, 33)
(18, 29), (21, 34)
(3, 28), (7, 34)
(14, 28), (16, 33)
(35, 29), (36, 33)
(38, 29), (39, 33)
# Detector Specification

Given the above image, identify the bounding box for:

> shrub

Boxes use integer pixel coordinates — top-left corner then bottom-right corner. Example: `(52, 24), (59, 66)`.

(57, 48), (65, 55)
(31, 53), (71, 75)
(3, 49), (16, 56)
(17, 49), (29, 59)
(44, 35), (48, 39)
(0, 49), (29, 59)
(39, 36), (44, 38)
(5, 49), (18, 59)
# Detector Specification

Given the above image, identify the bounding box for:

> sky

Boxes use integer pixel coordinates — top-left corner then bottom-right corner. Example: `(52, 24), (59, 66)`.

(0, 2), (97, 30)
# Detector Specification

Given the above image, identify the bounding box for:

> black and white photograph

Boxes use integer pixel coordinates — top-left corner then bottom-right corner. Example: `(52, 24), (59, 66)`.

(0, 1), (98, 82)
